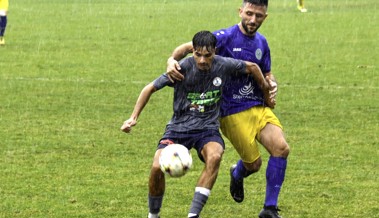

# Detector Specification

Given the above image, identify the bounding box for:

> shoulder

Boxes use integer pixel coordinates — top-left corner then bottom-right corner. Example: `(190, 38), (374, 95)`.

(179, 56), (194, 70)
(213, 25), (238, 38)
(255, 32), (269, 44)
(214, 56), (245, 67)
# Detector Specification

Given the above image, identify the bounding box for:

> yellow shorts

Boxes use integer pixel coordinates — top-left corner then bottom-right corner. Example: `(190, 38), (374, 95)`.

(0, 0), (9, 11)
(220, 106), (283, 163)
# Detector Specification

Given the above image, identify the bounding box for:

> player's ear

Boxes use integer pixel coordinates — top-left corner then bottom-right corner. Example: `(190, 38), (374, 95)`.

(238, 7), (243, 17)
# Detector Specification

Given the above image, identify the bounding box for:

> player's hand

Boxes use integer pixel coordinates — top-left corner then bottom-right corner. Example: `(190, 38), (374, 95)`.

(120, 118), (137, 133)
(261, 79), (276, 109)
(265, 76), (277, 108)
(166, 57), (184, 83)
(266, 76), (278, 99)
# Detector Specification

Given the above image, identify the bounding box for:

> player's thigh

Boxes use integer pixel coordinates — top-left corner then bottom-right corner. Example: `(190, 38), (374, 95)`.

(220, 108), (261, 163)
(202, 141), (224, 160)
(259, 123), (288, 156)
(197, 131), (225, 163)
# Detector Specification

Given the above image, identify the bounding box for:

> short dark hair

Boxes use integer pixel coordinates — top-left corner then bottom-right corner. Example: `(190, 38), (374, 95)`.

(243, 0), (268, 7)
(192, 30), (217, 52)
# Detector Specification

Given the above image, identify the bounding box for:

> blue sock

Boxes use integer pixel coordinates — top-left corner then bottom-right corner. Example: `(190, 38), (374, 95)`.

(264, 156), (287, 207)
(233, 160), (246, 180)
(0, 16), (7, 37)
(233, 159), (255, 180)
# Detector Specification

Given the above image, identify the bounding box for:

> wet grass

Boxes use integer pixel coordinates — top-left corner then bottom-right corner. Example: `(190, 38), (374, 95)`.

(0, 0), (378, 217)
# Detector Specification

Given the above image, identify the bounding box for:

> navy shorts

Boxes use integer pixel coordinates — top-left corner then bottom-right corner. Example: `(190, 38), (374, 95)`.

(157, 129), (225, 162)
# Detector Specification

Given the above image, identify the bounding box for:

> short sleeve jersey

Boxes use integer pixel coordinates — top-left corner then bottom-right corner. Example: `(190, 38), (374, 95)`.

(153, 55), (246, 133)
(213, 25), (271, 117)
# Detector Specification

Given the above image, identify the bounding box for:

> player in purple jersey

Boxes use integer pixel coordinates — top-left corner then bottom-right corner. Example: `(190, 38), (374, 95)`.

(121, 31), (272, 218)
(166, 1), (289, 217)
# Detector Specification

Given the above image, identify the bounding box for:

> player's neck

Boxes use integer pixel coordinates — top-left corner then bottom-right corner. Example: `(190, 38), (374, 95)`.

(238, 22), (256, 37)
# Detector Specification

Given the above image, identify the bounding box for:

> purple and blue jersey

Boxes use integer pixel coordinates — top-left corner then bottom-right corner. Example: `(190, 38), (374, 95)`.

(213, 25), (271, 117)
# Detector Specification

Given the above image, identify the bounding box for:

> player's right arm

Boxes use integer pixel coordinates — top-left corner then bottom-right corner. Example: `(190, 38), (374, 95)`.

(121, 83), (157, 133)
(166, 42), (193, 82)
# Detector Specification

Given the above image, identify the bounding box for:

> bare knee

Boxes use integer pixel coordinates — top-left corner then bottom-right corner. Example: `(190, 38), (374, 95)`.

(244, 157), (262, 172)
(273, 141), (290, 158)
(205, 152), (223, 166)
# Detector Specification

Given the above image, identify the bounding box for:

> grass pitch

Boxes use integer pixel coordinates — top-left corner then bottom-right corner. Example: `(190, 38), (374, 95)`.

(0, 0), (378, 217)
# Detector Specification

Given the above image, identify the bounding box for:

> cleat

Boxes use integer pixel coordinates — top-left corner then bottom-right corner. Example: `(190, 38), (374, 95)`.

(259, 206), (282, 218)
(0, 37), (4, 45)
(229, 164), (244, 203)
(298, 6), (308, 12)
(297, 0), (307, 12)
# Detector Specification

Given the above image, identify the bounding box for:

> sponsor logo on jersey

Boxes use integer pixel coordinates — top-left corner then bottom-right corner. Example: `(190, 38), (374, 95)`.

(239, 82), (254, 96)
(233, 48), (242, 52)
(188, 90), (221, 112)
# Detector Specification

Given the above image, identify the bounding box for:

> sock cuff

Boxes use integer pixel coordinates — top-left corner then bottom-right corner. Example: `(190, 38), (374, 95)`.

(195, 187), (211, 196)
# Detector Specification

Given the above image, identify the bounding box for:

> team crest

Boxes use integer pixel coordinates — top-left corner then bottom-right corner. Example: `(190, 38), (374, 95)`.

(213, 77), (222, 86)
(255, 48), (262, 60)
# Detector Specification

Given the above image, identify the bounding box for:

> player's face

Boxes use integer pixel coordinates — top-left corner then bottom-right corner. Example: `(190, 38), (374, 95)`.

(239, 3), (268, 36)
(193, 46), (215, 72)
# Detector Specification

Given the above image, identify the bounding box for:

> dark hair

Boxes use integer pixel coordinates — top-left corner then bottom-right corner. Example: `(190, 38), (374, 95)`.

(243, 0), (268, 7)
(192, 30), (217, 52)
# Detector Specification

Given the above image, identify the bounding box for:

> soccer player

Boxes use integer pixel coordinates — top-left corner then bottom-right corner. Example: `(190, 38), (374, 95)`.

(297, 0), (308, 12)
(166, 1), (290, 217)
(0, 0), (8, 45)
(121, 31), (273, 218)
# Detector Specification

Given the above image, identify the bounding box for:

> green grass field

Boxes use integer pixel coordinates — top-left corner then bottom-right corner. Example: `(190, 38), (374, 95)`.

(0, 0), (378, 217)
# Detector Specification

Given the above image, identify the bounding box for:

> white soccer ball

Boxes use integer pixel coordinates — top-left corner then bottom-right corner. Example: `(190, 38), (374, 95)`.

(159, 144), (193, 178)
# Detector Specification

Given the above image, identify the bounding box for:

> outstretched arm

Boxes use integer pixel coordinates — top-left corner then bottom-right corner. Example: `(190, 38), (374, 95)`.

(166, 41), (193, 82)
(245, 62), (276, 108)
(120, 83), (157, 133)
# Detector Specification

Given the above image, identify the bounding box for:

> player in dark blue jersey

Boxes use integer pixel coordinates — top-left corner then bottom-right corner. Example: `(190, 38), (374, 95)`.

(166, 1), (289, 217)
(121, 31), (272, 218)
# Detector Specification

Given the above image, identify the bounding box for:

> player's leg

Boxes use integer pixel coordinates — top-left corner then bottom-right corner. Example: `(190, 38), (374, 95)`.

(297, 0), (307, 12)
(257, 109), (289, 218)
(0, 0), (9, 45)
(188, 132), (224, 218)
(148, 148), (166, 218)
(220, 107), (262, 203)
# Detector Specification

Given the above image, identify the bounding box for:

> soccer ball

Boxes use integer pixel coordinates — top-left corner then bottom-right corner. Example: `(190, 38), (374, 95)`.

(159, 144), (193, 178)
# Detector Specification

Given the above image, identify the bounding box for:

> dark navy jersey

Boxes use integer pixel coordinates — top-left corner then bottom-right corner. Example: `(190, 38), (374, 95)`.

(153, 55), (246, 132)
(213, 25), (271, 117)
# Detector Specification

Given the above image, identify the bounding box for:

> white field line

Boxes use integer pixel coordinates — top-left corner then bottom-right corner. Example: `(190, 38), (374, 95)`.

(5, 76), (379, 90)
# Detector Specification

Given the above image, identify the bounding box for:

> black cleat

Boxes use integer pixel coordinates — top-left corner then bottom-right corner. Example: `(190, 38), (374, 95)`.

(259, 205), (282, 218)
(229, 164), (244, 203)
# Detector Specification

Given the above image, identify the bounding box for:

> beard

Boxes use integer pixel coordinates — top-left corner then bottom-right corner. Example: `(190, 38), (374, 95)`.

(241, 21), (261, 36)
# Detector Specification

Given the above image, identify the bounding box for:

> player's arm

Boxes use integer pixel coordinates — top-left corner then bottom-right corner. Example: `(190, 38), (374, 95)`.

(166, 42), (193, 82)
(245, 62), (276, 108)
(121, 83), (157, 133)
